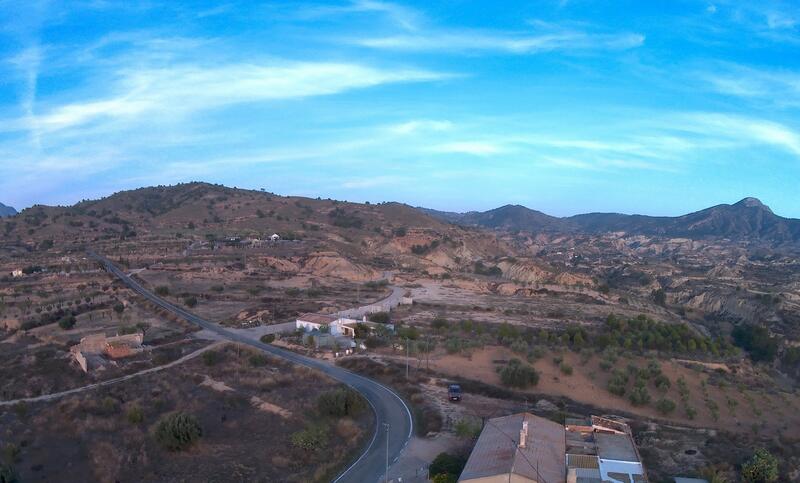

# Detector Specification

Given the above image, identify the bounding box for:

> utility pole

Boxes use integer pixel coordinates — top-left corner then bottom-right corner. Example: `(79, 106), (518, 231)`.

(405, 337), (409, 379)
(384, 422), (390, 483)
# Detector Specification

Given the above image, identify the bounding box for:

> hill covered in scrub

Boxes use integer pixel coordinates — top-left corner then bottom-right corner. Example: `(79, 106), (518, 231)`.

(423, 197), (800, 244)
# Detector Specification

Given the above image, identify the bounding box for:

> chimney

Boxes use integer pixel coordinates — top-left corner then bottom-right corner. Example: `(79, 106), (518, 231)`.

(519, 420), (528, 448)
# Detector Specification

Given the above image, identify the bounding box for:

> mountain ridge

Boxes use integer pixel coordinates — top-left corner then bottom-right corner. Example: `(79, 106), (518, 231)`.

(0, 202), (17, 218)
(421, 198), (800, 243)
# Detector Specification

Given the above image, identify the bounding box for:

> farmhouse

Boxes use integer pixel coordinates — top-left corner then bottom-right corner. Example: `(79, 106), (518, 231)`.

(459, 413), (647, 483)
(459, 412), (566, 483)
(70, 332), (145, 373)
(296, 313), (357, 337)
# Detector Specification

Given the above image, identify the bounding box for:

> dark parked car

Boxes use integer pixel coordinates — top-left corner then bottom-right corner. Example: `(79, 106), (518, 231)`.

(448, 384), (462, 402)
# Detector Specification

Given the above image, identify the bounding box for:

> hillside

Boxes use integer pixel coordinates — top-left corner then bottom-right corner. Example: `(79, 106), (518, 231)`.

(0, 182), (515, 274)
(0, 202), (16, 218)
(424, 198), (800, 243)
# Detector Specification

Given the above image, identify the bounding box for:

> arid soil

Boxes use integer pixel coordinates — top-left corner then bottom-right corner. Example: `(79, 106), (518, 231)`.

(0, 344), (371, 483)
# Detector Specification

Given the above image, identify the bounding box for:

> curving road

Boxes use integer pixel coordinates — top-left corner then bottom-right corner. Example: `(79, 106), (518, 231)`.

(87, 250), (413, 483)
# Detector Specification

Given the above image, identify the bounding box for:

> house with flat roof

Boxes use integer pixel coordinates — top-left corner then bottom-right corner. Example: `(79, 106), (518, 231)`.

(565, 416), (647, 483)
(459, 412), (566, 483)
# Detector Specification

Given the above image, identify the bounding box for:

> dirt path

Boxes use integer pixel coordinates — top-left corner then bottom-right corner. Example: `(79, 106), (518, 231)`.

(0, 341), (223, 407)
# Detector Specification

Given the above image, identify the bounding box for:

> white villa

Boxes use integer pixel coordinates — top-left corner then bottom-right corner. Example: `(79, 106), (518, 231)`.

(295, 313), (358, 337)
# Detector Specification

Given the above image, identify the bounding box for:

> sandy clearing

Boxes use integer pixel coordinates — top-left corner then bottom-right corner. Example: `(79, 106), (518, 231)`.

(250, 396), (292, 418)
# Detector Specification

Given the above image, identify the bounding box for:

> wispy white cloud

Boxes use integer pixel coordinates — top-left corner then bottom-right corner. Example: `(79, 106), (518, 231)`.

(293, 0), (421, 30)
(700, 63), (800, 108)
(431, 141), (506, 156)
(674, 112), (800, 155)
(352, 29), (644, 53)
(17, 61), (450, 132)
(387, 119), (453, 134)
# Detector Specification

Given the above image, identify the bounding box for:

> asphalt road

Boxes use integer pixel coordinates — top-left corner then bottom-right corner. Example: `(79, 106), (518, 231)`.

(88, 250), (413, 483)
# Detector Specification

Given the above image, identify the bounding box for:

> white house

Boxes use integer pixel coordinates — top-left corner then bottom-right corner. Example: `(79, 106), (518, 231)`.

(295, 313), (357, 337)
(270, 233), (281, 241)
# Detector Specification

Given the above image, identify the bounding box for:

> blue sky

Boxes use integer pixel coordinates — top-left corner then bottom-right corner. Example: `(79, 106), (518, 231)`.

(1, 1), (799, 217)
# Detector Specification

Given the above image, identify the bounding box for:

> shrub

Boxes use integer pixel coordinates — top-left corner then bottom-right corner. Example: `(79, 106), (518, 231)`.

(654, 374), (671, 392)
(317, 388), (366, 417)
(183, 296), (197, 308)
(432, 474), (457, 483)
(0, 464), (18, 483)
(741, 448), (779, 482)
(126, 404), (144, 424)
(559, 362), (573, 375)
(454, 419), (482, 439)
(154, 412), (202, 451)
(732, 324), (778, 363)
(430, 452), (467, 480)
(498, 359), (539, 388)
(12, 403), (27, 419)
(202, 350), (221, 366)
(628, 383), (651, 406)
(290, 423), (329, 451)
(369, 312), (391, 324)
(249, 354), (268, 367)
(113, 302), (125, 314)
(431, 316), (449, 331)
(58, 315), (76, 330)
(599, 360), (613, 372)
(655, 398), (676, 415)
(2, 443), (20, 464)
(510, 338), (528, 354)
(260, 334), (275, 344)
(607, 370), (629, 396)
(155, 286), (170, 296)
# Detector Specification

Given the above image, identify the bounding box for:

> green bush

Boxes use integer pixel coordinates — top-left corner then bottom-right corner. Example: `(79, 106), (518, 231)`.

(454, 419), (482, 439)
(0, 464), (18, 483)
(655, 398), (676, 415)
(58, 314), (76, 330)
(154, 412), (202, 451)
(431, 317), (449, 331)
(628, 383), (651, 406)
(607, 369), (629, 396)
(126, 404), (144, 424)
(369, 312), (391, 324)
(559, 362), (573, 375)
(249, 353), (268, 367)
(741, 448), (779, 482)
(183, 296), (197, 308)
(2, 443), (20, 464)
(430, 452), (467, 480)
(654, 373), (671, 392)
(290, 423), (329, 451)
(155, 286), (170, 296)
(260, 334), (275, 344)
(498, 359), (539, 388)
(317, 388), (366, 417)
